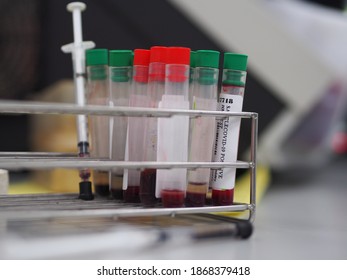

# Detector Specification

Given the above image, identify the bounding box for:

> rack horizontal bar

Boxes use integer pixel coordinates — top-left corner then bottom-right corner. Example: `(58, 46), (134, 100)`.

(0, 158), (252, 171)
(0, 100), (257, 119)
(0, 194), (250, 220)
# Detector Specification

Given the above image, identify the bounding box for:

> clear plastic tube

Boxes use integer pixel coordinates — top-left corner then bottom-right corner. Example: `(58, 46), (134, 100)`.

(156, 47), (190, 208)
(123, 49), (150, 203)
(186, 64), (219, 207)
(86, 49), (110, 197)
(189, 50), (196, 103)
(210, 53), (248, 206)
(140, 46), (167, 206)
(109, 50), (133, 199)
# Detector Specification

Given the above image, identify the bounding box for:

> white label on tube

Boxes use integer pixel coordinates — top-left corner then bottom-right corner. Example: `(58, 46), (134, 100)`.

(122, 128), (129, 190)
(211, 93), (243, 190)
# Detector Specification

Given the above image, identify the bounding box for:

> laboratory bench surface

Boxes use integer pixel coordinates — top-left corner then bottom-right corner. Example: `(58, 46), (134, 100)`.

(0, 156), (347, 260)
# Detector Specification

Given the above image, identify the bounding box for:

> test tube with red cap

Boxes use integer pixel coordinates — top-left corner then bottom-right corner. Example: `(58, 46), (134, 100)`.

(123, 49), (151, 203)
(139, 46), (167, 206)
(156, 47), (191, 208)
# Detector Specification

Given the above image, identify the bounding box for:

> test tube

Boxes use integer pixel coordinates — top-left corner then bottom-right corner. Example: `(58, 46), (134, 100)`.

(210, 53), (248, 205)
(156, 47), (191, 208)
(86, 49), (110, 197)
(109, 50), (133, 199)
(139, 46), (167, 206)
(189, 50), (197, 100)
(123, 49), (150, 203)
(186, 50), (220, 207)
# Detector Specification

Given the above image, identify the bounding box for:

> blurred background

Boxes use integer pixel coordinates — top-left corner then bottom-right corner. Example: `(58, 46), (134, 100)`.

(1, 0), (347, 191)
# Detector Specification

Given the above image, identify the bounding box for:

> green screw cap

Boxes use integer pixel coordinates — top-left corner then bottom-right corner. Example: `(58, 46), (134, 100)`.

(196, 50), (220, 68)
(89, 66), (107, 80)
(109, 50), (133, 67)
(189, 51), (196, 83)
(86, 49), (108, 80)
(86, 49), (108, 66)
(195, 50), (220, 85)
(223, 53), (248, 86)
(197, 68), (219, 85)
(109, 50), (133, 82)
(223, 53), (248, 71)
(190, 51), (197, 68)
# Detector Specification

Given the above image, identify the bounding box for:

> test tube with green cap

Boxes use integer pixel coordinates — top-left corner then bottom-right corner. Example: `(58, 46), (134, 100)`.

(210, 52), (248, 206)
(86, 48), (110, 197)
(186, 50), (220, 207)
(109, 50), (133, 199)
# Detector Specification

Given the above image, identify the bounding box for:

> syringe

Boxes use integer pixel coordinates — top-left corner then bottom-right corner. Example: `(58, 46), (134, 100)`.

(61, 2), (95, 200)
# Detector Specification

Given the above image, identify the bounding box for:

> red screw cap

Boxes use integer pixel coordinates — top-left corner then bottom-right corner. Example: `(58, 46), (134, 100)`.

(133, 49), (150, 66)
(166, 47), (191, 82)
(133, 49), (150, 83)
(150, 46), (167, 63)
(166, 47), (190, 65)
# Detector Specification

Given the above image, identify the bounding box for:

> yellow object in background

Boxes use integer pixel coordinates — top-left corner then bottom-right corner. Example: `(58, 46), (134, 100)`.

(29, 80), (82, 193)
(234, 164), (271, 205)
(8, 181), (52, 195)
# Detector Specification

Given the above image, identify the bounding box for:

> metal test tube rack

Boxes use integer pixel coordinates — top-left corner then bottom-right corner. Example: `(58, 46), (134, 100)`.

(0, 100), (258, 222)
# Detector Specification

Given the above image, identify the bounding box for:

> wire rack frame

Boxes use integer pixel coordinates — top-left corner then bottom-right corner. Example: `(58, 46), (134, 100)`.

(0, 100), (258, 222)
